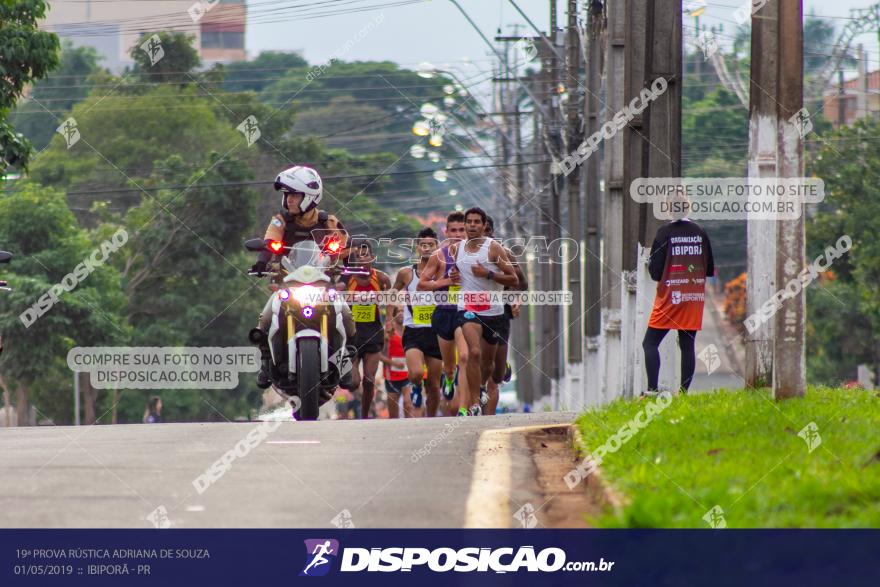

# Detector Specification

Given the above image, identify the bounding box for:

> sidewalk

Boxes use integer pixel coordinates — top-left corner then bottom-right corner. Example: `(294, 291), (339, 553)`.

(689, 287), (745, 392)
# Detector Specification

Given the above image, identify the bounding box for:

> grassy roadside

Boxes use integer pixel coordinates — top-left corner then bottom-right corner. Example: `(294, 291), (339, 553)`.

(575, 388), (880, 528)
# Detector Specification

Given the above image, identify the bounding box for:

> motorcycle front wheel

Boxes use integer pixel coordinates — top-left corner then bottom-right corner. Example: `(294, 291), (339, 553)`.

(297, 338), (321, 420)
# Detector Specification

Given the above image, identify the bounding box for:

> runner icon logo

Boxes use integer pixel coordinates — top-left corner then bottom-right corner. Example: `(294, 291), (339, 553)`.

(301, 539), (340, 577)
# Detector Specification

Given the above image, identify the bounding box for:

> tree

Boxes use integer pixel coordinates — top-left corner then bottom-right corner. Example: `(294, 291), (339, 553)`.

(0, 183), (128, 425)
(28, 85), (241, 197)
(807, 117), (880, 383)
(9, 41), (104, 151)
(0, 0), (60, 174)
(128, 31), (201, 84)
(221, 51), (308, 93)
(683, 88), (748, 175)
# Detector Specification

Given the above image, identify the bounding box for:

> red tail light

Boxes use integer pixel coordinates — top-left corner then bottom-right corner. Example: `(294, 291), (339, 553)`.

(268, 240), (284, 253)
(323, 238), (342, 255)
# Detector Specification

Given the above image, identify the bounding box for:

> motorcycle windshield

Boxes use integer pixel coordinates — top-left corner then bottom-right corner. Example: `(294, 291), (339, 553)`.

(287, 240), (331, 271)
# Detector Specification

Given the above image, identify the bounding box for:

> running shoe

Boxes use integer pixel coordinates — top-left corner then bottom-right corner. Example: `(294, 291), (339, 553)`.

(503, 362), (512, 383)
(468, 404), (482, 417)
(457, 407), (469, 417)
(441, 372), (455, 401)
(410, 384), (424, 408)
(479, 385), (489, 407)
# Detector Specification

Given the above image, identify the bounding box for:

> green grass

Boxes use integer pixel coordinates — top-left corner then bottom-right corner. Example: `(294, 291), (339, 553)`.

(575, 387), (880, 528)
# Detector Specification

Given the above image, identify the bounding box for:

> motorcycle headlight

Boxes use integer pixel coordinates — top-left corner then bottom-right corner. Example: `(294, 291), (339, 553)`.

(278, 289), (291, 301)
(292, 285), (322, 305)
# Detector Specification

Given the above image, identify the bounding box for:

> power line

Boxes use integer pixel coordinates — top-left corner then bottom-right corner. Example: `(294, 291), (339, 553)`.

(3, 160), (551, 196)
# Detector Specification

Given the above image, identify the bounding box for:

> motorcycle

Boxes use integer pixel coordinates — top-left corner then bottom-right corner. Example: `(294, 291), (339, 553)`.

(0, 250), (10, 355)
(244, 237), (353, 420)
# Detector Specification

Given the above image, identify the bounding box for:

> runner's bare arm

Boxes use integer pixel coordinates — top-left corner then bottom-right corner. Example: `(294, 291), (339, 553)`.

(473, 241), (518, 286)
(386, 268), (410, 325)
(416, 250), (455, 291)
(379, 271), (392, 291)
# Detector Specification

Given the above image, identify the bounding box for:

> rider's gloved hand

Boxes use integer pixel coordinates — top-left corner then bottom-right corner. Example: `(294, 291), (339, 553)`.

(249, 260), (268, 276)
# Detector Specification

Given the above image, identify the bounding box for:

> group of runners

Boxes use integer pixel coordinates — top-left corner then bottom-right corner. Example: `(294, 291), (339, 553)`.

(256, 166), (715, 414)
(341, 207), (526, 418)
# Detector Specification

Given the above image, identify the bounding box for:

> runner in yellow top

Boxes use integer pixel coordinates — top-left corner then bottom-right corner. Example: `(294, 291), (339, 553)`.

(388, 227), (443, 417)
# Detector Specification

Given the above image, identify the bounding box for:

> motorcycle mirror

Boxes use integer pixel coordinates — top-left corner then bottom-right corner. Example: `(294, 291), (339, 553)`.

(244, 239), (266, 252)
(248, 328), (267, 344)
(0, 251), (12, 264)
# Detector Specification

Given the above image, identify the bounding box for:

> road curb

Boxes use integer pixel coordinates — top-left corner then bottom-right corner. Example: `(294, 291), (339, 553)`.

(568, 424), (627, 516)
(463, 426), (516, 528)
(463, 423), (625, 528)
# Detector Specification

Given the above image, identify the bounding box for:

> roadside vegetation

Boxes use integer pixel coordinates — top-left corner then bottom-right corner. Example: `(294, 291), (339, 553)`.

(576, 388), (880, 527)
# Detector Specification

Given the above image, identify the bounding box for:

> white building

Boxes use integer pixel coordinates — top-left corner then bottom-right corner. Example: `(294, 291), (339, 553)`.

(42, 0), (247, 72)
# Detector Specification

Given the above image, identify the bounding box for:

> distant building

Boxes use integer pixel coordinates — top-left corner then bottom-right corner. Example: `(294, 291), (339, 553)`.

(822, 69), (880, 128)
(42, 0), (246, 72)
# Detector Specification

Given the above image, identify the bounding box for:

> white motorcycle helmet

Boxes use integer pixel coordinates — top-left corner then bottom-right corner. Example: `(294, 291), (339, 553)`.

(274, 165), (323, 214)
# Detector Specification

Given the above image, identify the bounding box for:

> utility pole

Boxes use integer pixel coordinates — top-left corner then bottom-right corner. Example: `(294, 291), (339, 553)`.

(545, 0), (563, 401)
(745, 0), (778, 388)
(622, 0), (646, 275)
(535, 38), (558, 400)
(857, 44), (868, 120)
(773, 0), (805, 399)
(496, 34), (513, 216)
(532, 94), (550, 403)
(837, 68), (846, 127)
(495, 24), (537, 406)
(623, 0), (681, 266)
(619, 0), (648, 398)
(565, 0), (584, 381)
(643, 0), (681, 237)
(618, 0), (682, 397)
(584, 0), (604, 406)
(601, 0), (625, 402)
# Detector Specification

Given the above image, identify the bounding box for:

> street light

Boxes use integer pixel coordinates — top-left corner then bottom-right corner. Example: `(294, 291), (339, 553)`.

(412, 120), (430, 136)
(420, 102), (440, 118)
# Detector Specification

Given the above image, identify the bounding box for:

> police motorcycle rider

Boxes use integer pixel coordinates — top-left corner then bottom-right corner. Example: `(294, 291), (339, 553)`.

(249, 165), (357, 391)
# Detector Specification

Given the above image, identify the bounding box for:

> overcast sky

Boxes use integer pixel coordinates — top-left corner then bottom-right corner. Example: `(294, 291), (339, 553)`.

(245, 0), (880, 74)
(233, 0), (880, 111)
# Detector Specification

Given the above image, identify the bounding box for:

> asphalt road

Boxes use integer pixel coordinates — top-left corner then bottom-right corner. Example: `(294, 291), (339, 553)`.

(0, 412), (574, 528)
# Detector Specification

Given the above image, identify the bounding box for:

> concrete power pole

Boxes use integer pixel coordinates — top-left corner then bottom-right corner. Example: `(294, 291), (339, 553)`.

(532, 43), (558, 400)
(601, 0), (626, 402)
(857, 44), (868, 120)
(643, 0), (681, 237)
(618, 0), (682, 397)
(584, 0), (605, 406)
(564, 0), (584, 404)
(745, 0), (779, 388)
(622, 0), (647, 276)
(495, 25), (538, 406)
(545, 0), (563, 404)
(773, 0), (805, 399)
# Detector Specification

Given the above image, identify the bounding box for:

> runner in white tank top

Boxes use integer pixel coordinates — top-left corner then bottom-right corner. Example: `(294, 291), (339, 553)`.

(454, 237), (505, 317)
(388, 228), (444, 417)
(450, 208), (519, 416)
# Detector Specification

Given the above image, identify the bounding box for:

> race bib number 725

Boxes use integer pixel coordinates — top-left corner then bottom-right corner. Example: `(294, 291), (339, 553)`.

(352, 305), (376, 322)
